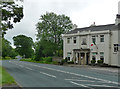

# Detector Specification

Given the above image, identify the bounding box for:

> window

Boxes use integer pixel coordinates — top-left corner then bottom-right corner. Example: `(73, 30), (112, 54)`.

(67, 52), (71, 61)
(81, 38), (87, 45)
(92, 56), (96, 61)
(114, 44), (118, 52)
(73, 37), (76, 44)
(100, 52), (104, 61)
(92, 36), (96, 44)
(100, 35), (104, 42)
(67, 38), (70, 44)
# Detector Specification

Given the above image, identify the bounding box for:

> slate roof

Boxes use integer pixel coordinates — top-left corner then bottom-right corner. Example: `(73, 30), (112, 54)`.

(66, 24), (118, 34)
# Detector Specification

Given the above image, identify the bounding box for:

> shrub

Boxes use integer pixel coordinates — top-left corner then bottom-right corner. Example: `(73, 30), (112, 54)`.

(68, 61), (74, 64)
(5, 57), (11, 60)
(60, 59), (66, 65)
(43, 57), (52, 62)
(91, 59), (96, 64)
(97, 60), (103, 64)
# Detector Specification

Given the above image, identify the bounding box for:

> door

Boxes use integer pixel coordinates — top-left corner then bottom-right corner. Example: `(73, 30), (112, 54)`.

(80, 53), (85, 65)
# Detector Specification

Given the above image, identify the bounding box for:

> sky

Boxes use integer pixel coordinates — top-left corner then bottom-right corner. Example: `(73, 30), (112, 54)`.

(4, 0), (120, 47)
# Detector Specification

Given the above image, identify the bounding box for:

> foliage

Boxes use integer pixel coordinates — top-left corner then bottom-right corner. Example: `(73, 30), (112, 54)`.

(67, 61), (74, 64)
(2, 38), (17, 58)
(97, 60), (104, 64)
(5, 56), (11, 60)
(20, 58), (58, 65)
(13, 35), (34, 58)
(1, 1), (24, 37)
(42, 57), (52, 62)
(35, 12), (73, 57)
(0, 66), (16, 86)
(91, 59), (96, 64)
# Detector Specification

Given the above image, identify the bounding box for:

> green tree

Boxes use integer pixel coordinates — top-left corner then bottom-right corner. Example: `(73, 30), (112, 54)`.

(1, 0), (24, 37)
(2, 38), (17, 58)
(36, 12), (73, 45)
(36, 12), (73, 57)
(13, 35), (34, 58)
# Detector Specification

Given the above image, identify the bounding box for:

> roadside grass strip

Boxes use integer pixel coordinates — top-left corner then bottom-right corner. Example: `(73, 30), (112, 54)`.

(0, 66), (16, 86)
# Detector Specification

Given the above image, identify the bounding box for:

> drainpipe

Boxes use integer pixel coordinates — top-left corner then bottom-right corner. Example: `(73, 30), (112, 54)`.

(109, 30), (112, 65)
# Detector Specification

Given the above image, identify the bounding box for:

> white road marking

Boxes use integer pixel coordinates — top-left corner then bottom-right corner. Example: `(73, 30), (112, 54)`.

(65, 79), (95, 82)
(70, 81), (94, 89)
(85, 84), (118, 88)
(40, 72), (56, 78)
(11, 61), (119, 85)
(31, 65), (119, 85)
(25, 67), (33, 70)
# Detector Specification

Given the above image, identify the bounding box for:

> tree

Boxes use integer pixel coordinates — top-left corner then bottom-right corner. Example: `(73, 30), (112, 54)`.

(36, 12), (73, 57)
(1, 0), (24, 37)
(2, 38), (18, 58)
(13, 35), (34, 58)
(36, 12), (73, 45)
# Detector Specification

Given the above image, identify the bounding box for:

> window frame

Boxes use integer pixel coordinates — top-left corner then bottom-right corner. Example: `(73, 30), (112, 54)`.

(100, 35), (104, 42)
(92, 36), (96, 44)
(114, 44), (118, 52)
(73, 37), (77, 44)
(67, 38), (70, 44)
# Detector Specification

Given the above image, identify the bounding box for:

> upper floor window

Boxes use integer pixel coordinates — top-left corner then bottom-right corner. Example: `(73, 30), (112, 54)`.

(114, 44), (118, 52)
(92, 36), (96, 44)
(100, 35), (104, 42)
(67, 38), (70, 44)
(81, 38), (87, 45)
(73, 37), (76, 44)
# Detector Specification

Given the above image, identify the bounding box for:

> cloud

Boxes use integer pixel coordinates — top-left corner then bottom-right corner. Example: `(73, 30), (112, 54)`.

(5, 0), (120, 47)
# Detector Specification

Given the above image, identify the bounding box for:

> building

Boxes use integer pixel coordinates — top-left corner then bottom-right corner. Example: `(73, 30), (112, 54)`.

(62, 3), (120, 66)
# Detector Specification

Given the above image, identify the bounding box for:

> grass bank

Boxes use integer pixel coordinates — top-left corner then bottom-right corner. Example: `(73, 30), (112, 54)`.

(0, 66), (16, 86)
(20, 58), (58, 65)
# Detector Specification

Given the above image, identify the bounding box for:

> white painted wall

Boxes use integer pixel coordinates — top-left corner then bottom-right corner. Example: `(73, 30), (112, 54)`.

(63, 28), (120, 66)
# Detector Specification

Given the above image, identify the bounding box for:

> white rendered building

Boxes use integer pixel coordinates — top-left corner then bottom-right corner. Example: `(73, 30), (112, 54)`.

(63, 4), (120, 66)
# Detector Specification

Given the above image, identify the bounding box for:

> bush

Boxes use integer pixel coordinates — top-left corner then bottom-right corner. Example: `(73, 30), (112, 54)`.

(59, 59), (66, 65)
(5, 57), (11, 60)
(68, 61), (74, 64)
(97, 60), (103, 64)
(91, 59), (96, 64)
(43, 57), (52, 62)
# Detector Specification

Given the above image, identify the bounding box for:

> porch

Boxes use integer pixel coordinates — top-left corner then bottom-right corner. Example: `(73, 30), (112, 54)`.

(73, 49), (90, 65)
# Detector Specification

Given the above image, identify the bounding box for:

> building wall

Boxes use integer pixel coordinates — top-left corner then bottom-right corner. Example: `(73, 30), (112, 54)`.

(63, 29), (119, 66)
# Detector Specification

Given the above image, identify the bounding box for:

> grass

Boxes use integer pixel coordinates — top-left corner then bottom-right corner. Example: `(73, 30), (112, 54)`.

(0, 66), (16, 86)
(20, 58), (58, 65)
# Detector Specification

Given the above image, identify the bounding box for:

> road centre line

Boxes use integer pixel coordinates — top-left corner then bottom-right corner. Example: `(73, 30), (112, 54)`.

(40, 72), (56, 78)
(25, 67), (33, 70)
(85, 84), (119, 88)
(32, 65), (119, 85)
(70, 81), (94, 89)
(65, 79), (95, 82)
(12, 61), (120, 85)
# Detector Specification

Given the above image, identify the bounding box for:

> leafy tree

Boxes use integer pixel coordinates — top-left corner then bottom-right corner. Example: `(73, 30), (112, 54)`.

(36, 12), (73, 57)
(2, 38), (17, 58)
(13, 35), (34, 58)
(36, 12), (73, 45)
(1, 0), (24, 37)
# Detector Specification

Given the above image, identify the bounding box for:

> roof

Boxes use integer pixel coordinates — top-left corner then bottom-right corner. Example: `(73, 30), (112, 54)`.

(67, 24), (118, 34)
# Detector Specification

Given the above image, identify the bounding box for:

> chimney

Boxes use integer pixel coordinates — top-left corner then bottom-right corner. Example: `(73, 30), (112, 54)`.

(115, 1), (120, 25)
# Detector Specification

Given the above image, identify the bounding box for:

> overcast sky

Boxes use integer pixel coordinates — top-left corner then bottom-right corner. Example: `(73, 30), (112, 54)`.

(5, 0), (120, 47)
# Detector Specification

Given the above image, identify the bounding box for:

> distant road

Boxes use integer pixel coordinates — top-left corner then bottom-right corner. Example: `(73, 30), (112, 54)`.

(2, 60), (120, 89)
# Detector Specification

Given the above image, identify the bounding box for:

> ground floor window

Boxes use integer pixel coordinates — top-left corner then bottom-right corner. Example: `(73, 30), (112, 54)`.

(92, 56), (96, 61)
(114, 44), (118, 52)
(67, 52), (71, 61)
(100, 52), (104, 61)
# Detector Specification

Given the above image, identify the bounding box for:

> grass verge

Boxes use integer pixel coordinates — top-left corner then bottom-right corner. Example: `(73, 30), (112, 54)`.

(20, 58), (58, 65)
(0, 66), (16, 86)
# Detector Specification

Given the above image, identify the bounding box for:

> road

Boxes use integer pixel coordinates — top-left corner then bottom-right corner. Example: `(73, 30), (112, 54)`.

(2, 60), (120, 89)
